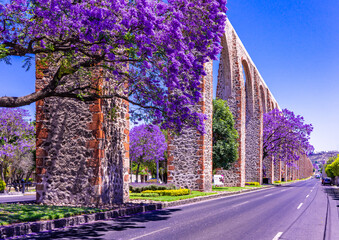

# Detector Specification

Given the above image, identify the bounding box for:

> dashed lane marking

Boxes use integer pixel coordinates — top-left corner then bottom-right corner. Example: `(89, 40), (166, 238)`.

(233, 201), (249, 208)
(297, 203), (303, 209)
(130, 227), (170, 240)
(264, 194), (273, 197)
(272, 232), (283, 240)
(306, 195), (309, 198)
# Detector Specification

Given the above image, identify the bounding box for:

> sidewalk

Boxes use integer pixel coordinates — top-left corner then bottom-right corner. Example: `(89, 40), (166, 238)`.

(0, 192), (36, 198)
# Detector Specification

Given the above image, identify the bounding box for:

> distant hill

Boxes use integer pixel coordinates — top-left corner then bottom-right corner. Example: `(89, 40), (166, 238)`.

(309, 151), (339, 165)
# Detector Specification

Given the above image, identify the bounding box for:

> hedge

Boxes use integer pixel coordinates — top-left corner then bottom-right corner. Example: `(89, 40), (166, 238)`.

(245, 182), (260, 186)
(141, 189), (191, 196)
(129, 184), (176, 193)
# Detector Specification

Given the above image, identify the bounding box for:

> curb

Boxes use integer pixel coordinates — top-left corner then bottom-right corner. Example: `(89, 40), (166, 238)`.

(0, 185), (275, 239)
(0, 204), (164, 239)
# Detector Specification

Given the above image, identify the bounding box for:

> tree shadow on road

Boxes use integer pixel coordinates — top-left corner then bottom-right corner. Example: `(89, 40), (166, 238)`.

(21, 208), (182, 240)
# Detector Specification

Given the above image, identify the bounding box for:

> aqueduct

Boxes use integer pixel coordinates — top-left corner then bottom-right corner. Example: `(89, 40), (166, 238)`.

(166, 19), (313, 190)
(35, 20), (313, 206)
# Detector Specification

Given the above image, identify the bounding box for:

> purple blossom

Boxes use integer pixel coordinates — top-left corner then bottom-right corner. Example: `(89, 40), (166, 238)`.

(263, 109), (314, 165)
(0, 0), (227, 134)
(130, 124), (167, 163)
(0, 108), (35, 159)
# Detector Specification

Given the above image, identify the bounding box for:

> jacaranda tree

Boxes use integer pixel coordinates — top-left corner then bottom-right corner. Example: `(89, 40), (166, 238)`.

(263, 109), (314, 165)
(130, 124), (167, 182)
(212, 99), (238, 169)
(0, 0), (227, 133)
(0, 108), (35, 181)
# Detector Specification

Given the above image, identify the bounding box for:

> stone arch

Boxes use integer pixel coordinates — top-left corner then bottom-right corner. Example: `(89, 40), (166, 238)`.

(216, 26), (246, 187)
(217, 33), (232, 100)
(242, 59), (254, 120)
(259, 85), (266, 114)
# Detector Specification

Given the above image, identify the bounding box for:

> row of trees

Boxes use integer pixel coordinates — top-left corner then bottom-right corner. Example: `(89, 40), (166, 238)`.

(129, 99), (314, 184)
(325, 155), (339, 178)
(0, 108), (35, 191)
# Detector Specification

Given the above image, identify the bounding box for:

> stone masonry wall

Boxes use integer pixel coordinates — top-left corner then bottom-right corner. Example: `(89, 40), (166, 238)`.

(216, 25), (245, 187)
(274, 160), (282, 181)
(245, 71), (263, 184)
(167, 61), (213, 191)
(35, 58), (129, 206)
(216, 20), (278, 186)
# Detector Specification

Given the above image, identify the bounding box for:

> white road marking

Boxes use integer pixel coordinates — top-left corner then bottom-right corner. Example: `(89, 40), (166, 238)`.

(280, 189), (287, 192)
(272, 232), (283, 240)
(310, 190), (313, 192)
(306, 195), (309, 198)
(130, 227), (170, 240)
(233, 201), (249, 208)
(297, 203), (303, 209)
(264, 193), (273, 197)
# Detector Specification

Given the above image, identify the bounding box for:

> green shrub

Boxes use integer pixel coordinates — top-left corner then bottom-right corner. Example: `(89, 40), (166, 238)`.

(141, 193), (160, 197)
(325, 164), (335, 178)
(142, 189), (191, 196)
(245, 182), (260, 186)
(0, 180), (6, 192)
(129, 184), (176, 193)
(274, 181), (281, 184)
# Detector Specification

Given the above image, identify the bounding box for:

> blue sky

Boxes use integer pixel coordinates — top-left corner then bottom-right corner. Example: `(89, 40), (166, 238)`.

(213, 0), (339, 152)
(0, 0), (338, 152)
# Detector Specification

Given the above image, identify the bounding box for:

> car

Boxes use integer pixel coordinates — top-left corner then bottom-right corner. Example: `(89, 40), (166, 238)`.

(315, 174), (321, 179)
(322, 177), (332, 185)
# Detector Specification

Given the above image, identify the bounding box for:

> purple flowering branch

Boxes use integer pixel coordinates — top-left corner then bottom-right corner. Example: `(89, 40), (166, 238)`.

(263, 109), (314, 165)
(0, 0), (227, 133)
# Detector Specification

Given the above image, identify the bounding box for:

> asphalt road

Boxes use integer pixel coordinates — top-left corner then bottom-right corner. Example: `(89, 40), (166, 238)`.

(20, 179), (339, 240)
(0, 194), (36, 203)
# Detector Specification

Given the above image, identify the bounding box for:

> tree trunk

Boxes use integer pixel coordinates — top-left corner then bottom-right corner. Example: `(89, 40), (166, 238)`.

(0, 163), (4, 181)
(136, 163), (140, 183)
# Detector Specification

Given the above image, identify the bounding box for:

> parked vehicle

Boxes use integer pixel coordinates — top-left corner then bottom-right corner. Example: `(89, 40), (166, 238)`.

(322, 177), (332, 185)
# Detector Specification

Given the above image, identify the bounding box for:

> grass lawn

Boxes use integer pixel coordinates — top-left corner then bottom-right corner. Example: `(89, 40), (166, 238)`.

(130, 191), (217, 202)
(212, 186), (247, 192)
(246, 185), (263, 188)
(0, 204), (104, 226)
(212, 185), (263, 192)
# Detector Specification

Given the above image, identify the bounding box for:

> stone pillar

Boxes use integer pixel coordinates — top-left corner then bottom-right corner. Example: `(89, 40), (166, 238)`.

(245, 72), (263, 184)
(274, 160), (281, 182)
(35, 58), (129, 206)
(167, 61), (213, 192)
(263, 157), (274, 184)
(286, 165), (291, 181)
(281, 163), (287, 182)
(216, 29), (246, 187)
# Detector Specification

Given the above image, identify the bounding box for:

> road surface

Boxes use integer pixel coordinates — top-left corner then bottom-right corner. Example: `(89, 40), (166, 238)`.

(0, 194), (35, 203)
(20, 179), (339, 240)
